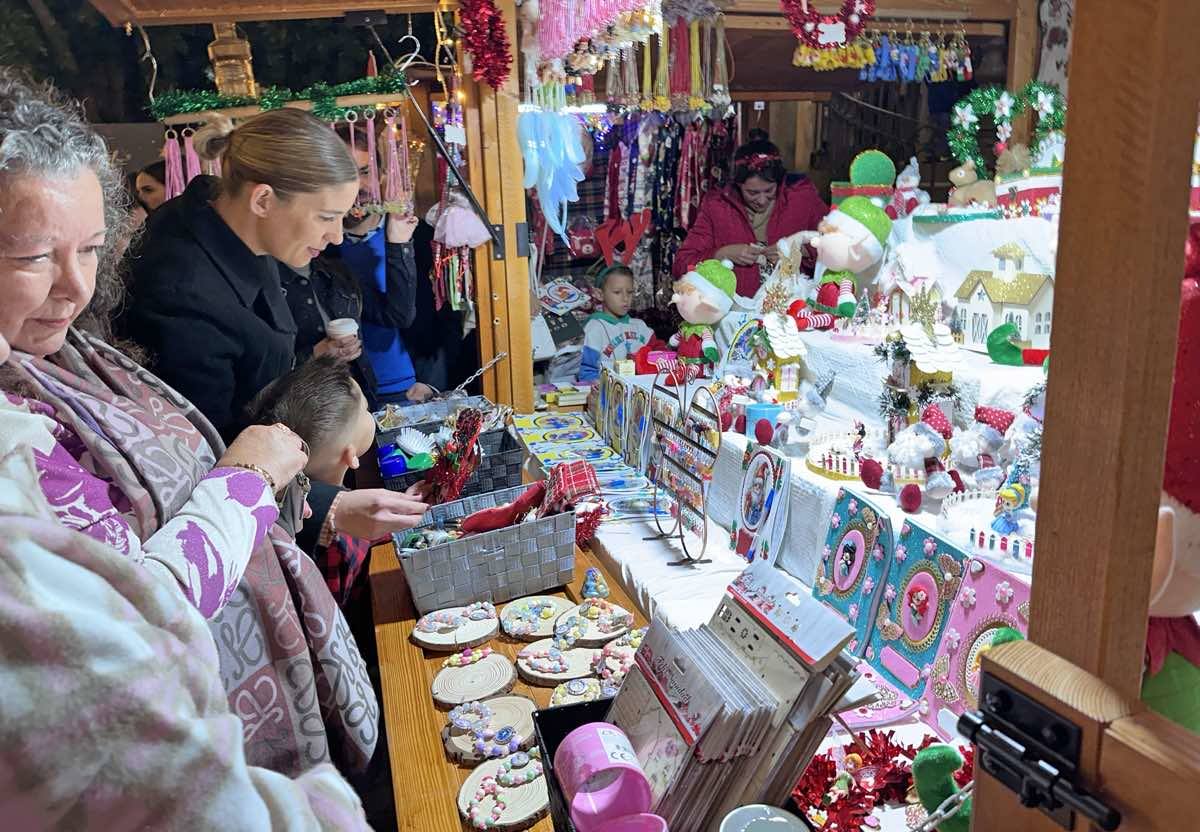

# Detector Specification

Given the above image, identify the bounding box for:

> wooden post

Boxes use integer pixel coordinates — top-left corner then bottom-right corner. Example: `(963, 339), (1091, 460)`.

(463, 0), (533, 410)
(973, 0), (1200, 828)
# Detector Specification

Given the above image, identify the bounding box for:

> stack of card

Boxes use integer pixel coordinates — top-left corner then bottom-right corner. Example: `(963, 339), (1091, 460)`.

(607, 562), (861, 829)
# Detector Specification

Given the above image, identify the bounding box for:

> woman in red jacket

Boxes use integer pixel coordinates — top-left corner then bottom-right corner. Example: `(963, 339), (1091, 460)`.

(673, 130), (828, 297)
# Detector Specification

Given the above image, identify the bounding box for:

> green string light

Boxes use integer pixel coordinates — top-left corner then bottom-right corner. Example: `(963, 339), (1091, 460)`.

(947, 81), (1066, 178)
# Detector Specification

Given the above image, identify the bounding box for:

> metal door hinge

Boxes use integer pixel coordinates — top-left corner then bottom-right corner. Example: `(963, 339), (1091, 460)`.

(958, 674), (1121, 830)
(491, 225), (505, 261)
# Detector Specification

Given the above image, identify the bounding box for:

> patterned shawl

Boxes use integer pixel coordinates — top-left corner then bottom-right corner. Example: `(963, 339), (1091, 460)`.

(6, 330), (378, 776)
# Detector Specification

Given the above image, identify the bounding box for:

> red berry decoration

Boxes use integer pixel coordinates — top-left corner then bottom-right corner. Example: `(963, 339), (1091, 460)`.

(899, 483), (923, 513)
(860, 458), (884, 490)
(755, 418), (775, 446)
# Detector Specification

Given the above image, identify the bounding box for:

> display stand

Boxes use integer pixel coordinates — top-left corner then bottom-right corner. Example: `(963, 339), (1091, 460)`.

(645, 362), (723, 566)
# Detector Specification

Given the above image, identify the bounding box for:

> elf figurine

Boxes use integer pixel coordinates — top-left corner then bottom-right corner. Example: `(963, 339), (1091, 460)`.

(1142, 274), (1200, 734)
(669, 259), (737, 374)
(794, 196), (893, 329)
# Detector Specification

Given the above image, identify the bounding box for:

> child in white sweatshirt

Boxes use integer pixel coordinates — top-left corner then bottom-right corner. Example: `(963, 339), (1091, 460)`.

(579, 265), (654, 382)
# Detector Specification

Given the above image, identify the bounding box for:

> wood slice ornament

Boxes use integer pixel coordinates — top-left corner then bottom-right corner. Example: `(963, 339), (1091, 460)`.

(432, 648), (516, 708)
(499, 596), (576, 641)
(515, 637), (595, 686)
(555, 599), (633, 647)
(457, 755), (549, 831)
(443, 695), (538, 765)
(412, 602), (499, 651)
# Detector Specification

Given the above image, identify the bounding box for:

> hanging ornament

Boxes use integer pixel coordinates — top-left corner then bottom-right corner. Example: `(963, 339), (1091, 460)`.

(182, 127), (202, 184)
(653, 27), (671, 111)
(781, 0), (875, 49)
(460, 0), (513, 88)
(162, 129), (185, 201)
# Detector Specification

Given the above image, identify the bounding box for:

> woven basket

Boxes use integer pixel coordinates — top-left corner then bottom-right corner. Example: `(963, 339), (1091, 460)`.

(381, 426), (524, 497)
(396, 485), (577, 615)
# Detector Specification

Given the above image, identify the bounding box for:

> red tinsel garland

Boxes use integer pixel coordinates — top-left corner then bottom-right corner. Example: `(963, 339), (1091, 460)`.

(779, 0), (875, 49)
(460, 0), (512, 89)
(792, 729), (973, 829)
(575, 503), (608, 547)
(425, 409), (485, 503)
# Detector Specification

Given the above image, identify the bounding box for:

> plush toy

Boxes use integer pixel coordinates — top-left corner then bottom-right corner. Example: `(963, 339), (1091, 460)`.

(947, 160), (997, 207)
(887, 156), (931, 220)
(1142, 275), (1200, 734)
(669, 258), (737, 373)
(797, 196), (893, 329)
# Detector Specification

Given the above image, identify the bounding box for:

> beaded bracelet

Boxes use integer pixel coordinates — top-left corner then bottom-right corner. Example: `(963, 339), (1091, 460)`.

(467, 776), (506, 830)
(551, 677), (619, 705)
(552, 615), (587, 649)
(442, 646), (494, 668)
(464, 601), (498, 621)
(617, 626), (648, 650)
(496, 750), (544, 786)
(472, 724), (523, 758)
(503, 600), (556, 636)
(593, 645), (634, 683)
(518, 645), (569, 674)
(580, 599), (634, 634)
(416, 608), (466, 634)
(448, 701), (493, 733)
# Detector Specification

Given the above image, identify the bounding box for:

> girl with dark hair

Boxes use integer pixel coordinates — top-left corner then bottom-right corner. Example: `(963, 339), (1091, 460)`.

(673, 129), (828, 296)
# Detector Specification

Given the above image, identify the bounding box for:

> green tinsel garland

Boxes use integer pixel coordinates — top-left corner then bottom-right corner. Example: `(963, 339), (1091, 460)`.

(947, 80), (1066, 178)
(149, 71), (407, 123)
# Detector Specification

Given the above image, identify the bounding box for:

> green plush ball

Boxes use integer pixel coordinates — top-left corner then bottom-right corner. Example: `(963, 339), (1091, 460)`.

(849, 150), (897, 187)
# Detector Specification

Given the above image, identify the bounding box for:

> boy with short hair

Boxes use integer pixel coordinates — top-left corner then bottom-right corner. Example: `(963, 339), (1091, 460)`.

(579, 265), (654, 382)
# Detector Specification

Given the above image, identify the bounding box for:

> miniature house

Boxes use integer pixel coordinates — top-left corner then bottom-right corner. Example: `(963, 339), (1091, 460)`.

(887, 278), (944, 324)
(953, 242), (1055, 351)
(757, 313), (808, 402)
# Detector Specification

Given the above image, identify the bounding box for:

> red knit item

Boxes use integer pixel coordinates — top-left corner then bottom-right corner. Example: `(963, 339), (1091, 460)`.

(1165, 278), (1200, 515)
(860, 458), (884, 490)
(460, 0), (512, 88)
(974, 405), (1015, 435)
(920, 404), (953, 441)
(899, 484), (922, 513)
(461, 482), (548, 533)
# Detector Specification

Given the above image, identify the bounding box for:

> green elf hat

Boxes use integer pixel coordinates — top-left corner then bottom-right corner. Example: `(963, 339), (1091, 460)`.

(825, 195), (893, 265)
(683, 258), (737, 316)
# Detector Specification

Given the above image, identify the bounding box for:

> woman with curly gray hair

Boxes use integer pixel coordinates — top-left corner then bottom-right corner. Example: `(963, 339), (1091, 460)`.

(0, 67), (375, 823)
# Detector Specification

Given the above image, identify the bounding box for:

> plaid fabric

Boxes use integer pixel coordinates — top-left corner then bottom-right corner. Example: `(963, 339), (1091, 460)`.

(317, 532), (373, 607)
(542, 460), (599, 516)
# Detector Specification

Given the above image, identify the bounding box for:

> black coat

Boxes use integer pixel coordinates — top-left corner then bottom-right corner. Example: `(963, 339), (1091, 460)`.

(124, 177), (296, 441)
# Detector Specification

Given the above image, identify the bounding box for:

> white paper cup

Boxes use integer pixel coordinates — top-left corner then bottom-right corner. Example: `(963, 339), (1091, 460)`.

(326, 318), (359, 339)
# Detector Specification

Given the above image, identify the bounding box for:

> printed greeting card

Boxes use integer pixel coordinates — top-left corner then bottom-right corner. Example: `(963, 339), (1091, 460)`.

(626, 387), (651, 472)
(811, 488), (895, 655)
(607, 376), (630, 456)
(921, 558), (1031, 739)
(730, 444), (792, 565)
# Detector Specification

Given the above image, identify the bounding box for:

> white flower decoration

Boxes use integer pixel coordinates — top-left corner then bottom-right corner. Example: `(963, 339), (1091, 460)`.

(849, 603), (859, 623)
(830, 514), (841, 529)
(885, 584), (897, 603)
(863, 576), (875, 594)
(960, 586), (977, 609)
(946, 628), (961, 651)
(953, 103), (978, 129)
(923, 539), (937, 557)
(995, 92), (1015, 120)
(1035, 90), (1054, 116)
(895, 544), (907, 563)
(848, 499), (859, 516)
(996, 581), (1014, 604)
(997, 122), (1014, 142)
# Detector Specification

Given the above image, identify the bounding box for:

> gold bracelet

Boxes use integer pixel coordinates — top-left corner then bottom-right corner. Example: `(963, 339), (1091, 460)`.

(227, 462), (277, 495)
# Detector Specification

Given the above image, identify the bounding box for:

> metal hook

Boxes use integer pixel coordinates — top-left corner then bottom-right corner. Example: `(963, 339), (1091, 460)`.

(129, 23), (158, 105)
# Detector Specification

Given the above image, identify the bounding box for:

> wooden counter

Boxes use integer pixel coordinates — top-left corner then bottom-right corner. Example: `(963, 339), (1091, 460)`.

(369, 542), (648, 832)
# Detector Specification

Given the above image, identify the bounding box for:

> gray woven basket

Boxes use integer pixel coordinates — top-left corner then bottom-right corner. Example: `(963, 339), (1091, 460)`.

(382, 427), (523, 497)
(395, 485), (577, 615)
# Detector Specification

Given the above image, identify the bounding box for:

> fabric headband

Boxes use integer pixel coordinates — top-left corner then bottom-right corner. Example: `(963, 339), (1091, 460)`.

(594, 264), (631, 289)
(737, 152), (782, 172)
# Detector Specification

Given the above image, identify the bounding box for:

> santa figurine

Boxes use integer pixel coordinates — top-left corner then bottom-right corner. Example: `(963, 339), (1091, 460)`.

(669, 258), (737, 375)
(1142, 273), (1200, 733)
(793, 196), (893, 329)
(886, 156), (930, 220)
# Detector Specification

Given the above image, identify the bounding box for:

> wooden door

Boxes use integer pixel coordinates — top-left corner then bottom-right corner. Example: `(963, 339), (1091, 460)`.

(972, 1), (1200, 830)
